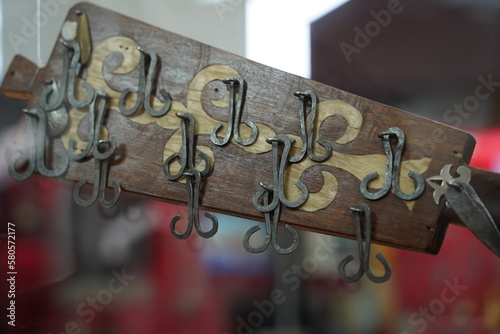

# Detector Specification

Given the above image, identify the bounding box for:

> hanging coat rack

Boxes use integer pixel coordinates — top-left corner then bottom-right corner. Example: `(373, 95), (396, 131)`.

(2, 3), (499, 280)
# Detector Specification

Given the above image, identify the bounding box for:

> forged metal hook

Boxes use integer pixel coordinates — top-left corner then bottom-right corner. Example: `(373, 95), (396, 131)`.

(64, 39), (95, 109)
(164, 113), (210, 181)
(118, 47), (171, 117)
(165, 113), (218, 239)
(26, 108), (69, 178)
(244, 184), (299, 254)
(252, 134), (308, 212)
(68, 90), (111, 160)
(273, 135), (308, 208)
(211, 75), (258, 146)
(73, 140), (121, 208)
(388, 127), (425, 200)
(289, 90), (332, 163)
(40, 41), (71, 111)
(8, 114), (37, 181)
(170, 169), (218, 239)
(141, 48), (171, 117)
(360, 127), (424, 201)
(338, 204), (392, 283)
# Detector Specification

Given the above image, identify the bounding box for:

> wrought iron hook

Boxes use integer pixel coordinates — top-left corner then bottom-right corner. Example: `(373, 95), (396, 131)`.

(165, 113), (218, 239)
(360, 127), (424, 201)
(253, 134), (308, 213)
(118, 47), (171, 117)
(338, 204), (392, 283)
(211, 75), (258, 146)
(169, 167), (218, 241)
(73, 140), (121, 208)
(189, 169), (219, 239)
(245, 184), (299, 254)
(141, 48), (171, 117)
(164, 113), (210, 181)
(289, 90), (332, 163)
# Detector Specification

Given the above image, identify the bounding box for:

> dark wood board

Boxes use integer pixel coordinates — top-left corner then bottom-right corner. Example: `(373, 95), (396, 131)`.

(2, 3), (478, 254)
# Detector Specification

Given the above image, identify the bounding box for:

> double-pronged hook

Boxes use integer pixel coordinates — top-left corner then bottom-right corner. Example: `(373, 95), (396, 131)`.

(164, 113), (218, 239)
(9, 108), (69, 181)
(248, 134), (306, 254)
(338, 204), (392, 283)
(360, 127), (425, 201)
(69, 89), (121, 208)
(289, 90), (332, 163)
(119, 47), (171, 117)
(252, 134), (308, 212)
(73, 140), (121, 208)
(244, 183), (299, 254)
(210, 75), (258, 146)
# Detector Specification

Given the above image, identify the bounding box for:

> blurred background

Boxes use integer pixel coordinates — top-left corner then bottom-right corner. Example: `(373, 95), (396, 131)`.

(0, 0), (499, 333)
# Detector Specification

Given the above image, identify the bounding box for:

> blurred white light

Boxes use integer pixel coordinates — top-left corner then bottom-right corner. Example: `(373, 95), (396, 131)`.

(246, 0), (348, 78)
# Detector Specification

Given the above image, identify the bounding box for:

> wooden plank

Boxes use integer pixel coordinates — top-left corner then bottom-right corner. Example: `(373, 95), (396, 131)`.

(1, 55), (39, 101)
(2, 3), (477, 254)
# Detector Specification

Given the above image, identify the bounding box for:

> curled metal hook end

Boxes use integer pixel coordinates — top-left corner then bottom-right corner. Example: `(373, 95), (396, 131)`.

(196, 212), (219, 239)
(170, 215), (191, 240)
(338, 254), (364, 283)
(243, 225), (271, 253)
(365, 253), (392, 283)
(272, 224), (299, 255)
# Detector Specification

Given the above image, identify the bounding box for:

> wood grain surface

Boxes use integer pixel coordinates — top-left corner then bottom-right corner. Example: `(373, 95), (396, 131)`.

(2, 3), (478, 254)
